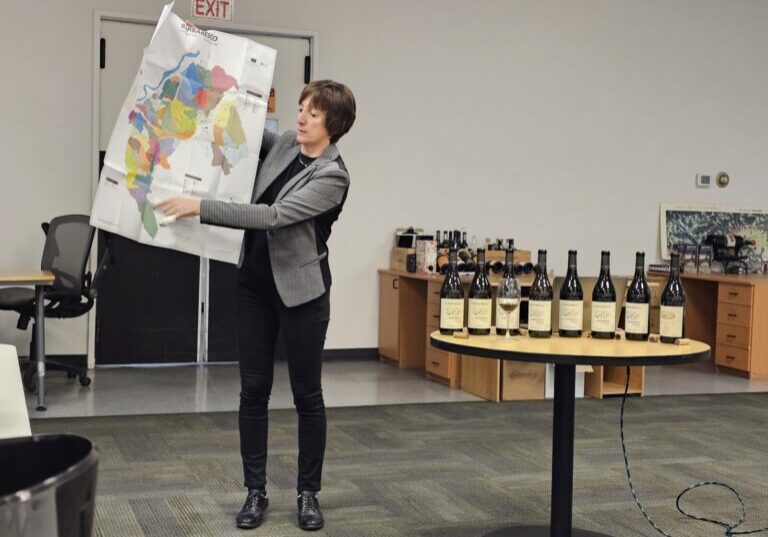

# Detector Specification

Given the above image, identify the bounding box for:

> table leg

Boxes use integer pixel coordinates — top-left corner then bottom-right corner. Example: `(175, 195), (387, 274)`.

(551, 363), (576, 535)
(35, 285), (46, 411)
(482, 363), (612, 537)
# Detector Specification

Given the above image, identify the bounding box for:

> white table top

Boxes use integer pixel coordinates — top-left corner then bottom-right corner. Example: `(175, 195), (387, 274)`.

(0, 344), (31, 438)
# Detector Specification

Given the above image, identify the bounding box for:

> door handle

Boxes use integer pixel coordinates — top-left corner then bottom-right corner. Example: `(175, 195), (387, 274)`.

(393, 279), (399, 290)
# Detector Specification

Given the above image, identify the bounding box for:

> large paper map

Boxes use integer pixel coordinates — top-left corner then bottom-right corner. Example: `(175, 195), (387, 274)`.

(91, 4), (276, 263)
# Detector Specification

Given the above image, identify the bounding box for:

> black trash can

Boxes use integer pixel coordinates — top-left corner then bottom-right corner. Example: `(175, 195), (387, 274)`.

(0, 434), (98, 537)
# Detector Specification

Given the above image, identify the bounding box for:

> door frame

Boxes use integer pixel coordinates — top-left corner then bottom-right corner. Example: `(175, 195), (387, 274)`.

(88, 10), (319, 368)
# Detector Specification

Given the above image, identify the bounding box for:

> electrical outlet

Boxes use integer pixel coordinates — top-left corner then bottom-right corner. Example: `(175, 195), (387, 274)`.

(695, 174), (711, 188)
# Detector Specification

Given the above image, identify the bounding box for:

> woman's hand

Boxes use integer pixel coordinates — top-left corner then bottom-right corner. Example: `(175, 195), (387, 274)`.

(155, 197), (202, 219)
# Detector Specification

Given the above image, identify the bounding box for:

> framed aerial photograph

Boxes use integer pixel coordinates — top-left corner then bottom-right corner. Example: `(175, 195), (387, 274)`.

(659, 203), (768, 265)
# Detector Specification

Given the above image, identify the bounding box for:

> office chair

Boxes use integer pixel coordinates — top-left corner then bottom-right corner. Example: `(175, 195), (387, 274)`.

(0, 215), (110, 391)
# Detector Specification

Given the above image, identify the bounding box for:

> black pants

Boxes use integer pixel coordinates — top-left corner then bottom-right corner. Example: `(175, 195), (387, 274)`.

(237, 265), (330, 493)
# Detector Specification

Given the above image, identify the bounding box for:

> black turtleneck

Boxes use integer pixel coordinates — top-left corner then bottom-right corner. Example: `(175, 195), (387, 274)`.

(243, 153), (316, 273)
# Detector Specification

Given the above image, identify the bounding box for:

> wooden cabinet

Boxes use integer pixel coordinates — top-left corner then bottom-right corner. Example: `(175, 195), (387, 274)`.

(714, 282), (758, 376)
(378, 274), (399, 363)
(425, 280), (461, 386)
(377, 273), (426, 368)
(681, 274), (768, 379)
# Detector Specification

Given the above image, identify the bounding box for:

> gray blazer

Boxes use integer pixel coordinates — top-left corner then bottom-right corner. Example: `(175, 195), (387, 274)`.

(200, 130), (350, 307)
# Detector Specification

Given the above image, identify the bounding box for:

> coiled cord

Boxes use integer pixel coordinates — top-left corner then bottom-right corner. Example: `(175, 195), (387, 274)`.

(620, 366), (768, 537)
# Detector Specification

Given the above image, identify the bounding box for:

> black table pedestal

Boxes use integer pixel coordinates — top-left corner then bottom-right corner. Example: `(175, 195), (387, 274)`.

(483, 363), (613, 537)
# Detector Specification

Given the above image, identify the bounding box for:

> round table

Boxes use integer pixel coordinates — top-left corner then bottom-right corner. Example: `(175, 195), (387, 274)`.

(430, 331), (711, 537)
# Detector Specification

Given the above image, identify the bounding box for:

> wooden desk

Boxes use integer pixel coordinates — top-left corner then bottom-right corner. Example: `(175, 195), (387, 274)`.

(0, 271), (55, 411)
(431, 331), (709, 537)
(648, 272), (768, 379)
(378, 264), (545, 399)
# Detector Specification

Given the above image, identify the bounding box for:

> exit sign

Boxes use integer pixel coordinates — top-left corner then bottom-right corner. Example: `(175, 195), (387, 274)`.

(192, 0), (234, 21)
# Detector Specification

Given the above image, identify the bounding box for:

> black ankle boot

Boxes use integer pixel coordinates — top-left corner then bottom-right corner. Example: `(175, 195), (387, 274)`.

(297, 491), (324, 531)
(236, 489), (268, 529)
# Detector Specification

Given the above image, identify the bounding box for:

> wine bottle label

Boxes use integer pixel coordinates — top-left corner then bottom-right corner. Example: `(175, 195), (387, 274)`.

(468, 298), (492, 329)
(528, 300), (552, 332)
(625, 303), (649, 334)
(559, 300), (583, 331)
(660, 305), (684, 338)
(440, 298), (465, 329)
(496, 300), (520, 330)
(590, 301), (616, 333)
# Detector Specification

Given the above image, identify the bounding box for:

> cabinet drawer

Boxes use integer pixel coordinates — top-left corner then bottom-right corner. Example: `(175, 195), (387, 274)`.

(716, 303), (752, 328)
(426, 300), (442, 324)
(716, 323), (751, 349)
(427, 281), (442, 305)
(425, 346), (451, 379)
(715, 344), (750, 372)
(718, 284), (753, 307)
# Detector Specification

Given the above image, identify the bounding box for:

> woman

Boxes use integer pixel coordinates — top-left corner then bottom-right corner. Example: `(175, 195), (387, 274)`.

(157, 80), (356, 531)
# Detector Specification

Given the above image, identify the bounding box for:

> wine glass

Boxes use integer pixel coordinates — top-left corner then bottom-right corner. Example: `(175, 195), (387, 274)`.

(497, 272), (521, 341)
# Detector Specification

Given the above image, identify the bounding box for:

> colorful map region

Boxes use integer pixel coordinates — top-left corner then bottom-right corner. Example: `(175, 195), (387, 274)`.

(125, 52), (247, 237)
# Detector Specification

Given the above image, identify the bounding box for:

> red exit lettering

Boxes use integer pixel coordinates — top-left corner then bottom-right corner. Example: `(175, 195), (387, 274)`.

(192, 0), (232, 21)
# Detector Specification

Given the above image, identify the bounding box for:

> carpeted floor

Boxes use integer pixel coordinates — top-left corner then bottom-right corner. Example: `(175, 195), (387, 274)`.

(31, 393), (768, 537)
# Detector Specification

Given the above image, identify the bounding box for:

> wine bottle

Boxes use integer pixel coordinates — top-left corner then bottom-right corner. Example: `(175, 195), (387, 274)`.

(660, 252), (685, 344)
(489, 261), (504, 274)
(436, 254), (450, 274)
(461, 230), (468, 249)
(458, 249), (474, 271)
(559, 250), (584, 337)
(435, 230), (441, 247)
(468, 248), (492, 335)
(440, 249), (465, 335)
(591, 251), (616, 339)
(625, 251), (651, 341)
(528, 249), (553, 338)
(496, 247), (521, 336)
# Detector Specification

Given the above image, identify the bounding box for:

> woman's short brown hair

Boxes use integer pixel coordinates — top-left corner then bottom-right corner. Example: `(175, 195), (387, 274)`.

(299, 80), (356, 144)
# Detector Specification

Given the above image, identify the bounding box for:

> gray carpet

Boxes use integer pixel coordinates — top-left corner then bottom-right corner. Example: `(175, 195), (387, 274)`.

(31, 393), (768, 537)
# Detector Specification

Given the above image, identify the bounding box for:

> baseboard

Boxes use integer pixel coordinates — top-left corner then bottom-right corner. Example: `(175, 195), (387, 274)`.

(322, 348), (378, 361)
(24, 351), (376, 368)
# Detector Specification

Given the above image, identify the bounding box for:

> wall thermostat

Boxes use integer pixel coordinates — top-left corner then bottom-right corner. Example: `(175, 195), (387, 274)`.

(716, 172), (730, 188)
(695, 174), (711, 188)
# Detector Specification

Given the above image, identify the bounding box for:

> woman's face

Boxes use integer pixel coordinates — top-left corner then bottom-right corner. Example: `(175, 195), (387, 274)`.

(296, 97), (331, 148)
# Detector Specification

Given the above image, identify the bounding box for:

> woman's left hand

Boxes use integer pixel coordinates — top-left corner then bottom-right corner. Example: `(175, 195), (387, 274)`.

(155, 197), (202, 219)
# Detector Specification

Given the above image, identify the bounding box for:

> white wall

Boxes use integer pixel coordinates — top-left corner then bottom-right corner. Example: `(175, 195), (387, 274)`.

(1, 0), (767, 355)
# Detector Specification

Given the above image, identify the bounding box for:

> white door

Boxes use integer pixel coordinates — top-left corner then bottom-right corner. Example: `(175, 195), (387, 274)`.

(96, 19), (311, 365)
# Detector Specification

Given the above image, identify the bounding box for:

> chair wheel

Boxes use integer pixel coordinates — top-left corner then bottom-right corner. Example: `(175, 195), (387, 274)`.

(23, 365), (38, 393)
(79, 375), (92, 387)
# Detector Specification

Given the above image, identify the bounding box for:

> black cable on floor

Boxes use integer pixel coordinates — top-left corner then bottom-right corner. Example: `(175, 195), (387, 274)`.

(619, 366), (768, 537)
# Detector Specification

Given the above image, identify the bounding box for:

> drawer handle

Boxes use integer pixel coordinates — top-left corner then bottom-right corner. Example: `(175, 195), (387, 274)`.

(727, 334), (736, 339)
(432, 314), (440, 319)
(727, 313), (737, 317)
(430, 360), (440, 366)
(726, 355), (735, 361)
(728, 291), (739, 297)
